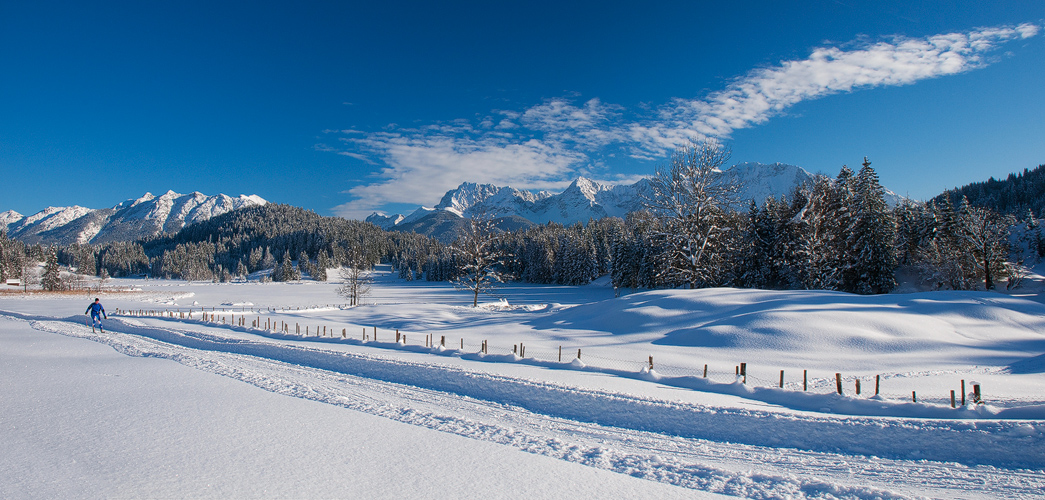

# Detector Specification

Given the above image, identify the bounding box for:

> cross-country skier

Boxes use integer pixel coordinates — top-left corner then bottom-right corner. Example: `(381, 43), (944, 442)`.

(85, 298), (107, 332)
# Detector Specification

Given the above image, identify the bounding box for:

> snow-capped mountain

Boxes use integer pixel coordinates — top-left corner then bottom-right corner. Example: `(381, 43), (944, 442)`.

(368, 162), (895, 231)
(3, 190), (267, 245)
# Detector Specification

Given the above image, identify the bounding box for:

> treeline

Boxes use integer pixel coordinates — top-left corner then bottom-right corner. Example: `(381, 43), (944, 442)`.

(937, 163), (1045, 217)
(391, 155), (1028, 293)
(0, 205), (409, 283)
(1, 158), (1034, 294)
(611, 160), (1027, 292)
(391, 217), (619, 286)
(141, 204), (395, 281)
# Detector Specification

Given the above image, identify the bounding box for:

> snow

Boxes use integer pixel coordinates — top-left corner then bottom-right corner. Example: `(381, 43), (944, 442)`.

(10, 205), (94, 232)
(2, 191), (267, 244)
(374, 162), (870, 227)
(1, 318), (705, 500)
(0, 209), (23, 226)
(2, 269), (1044, 498)
(401, 205), (437, 224)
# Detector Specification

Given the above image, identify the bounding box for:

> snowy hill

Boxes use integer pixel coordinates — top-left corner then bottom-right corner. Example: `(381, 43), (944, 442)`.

(367, 162), (899, 230)
(3, 191), (267, 245)
(2, 272), (1044, 497)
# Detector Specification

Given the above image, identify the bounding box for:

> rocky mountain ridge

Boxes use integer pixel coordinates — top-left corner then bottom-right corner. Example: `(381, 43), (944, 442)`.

(368, 162), (886, 231)
(2, 190), (267, 245)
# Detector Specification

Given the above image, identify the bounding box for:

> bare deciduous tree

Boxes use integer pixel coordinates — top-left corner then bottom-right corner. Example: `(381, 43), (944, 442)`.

(959, 204), (1015, 290)
(451, 217), (513, 307)
(644, 140), (738, 288)
(337, 252), (372, 306)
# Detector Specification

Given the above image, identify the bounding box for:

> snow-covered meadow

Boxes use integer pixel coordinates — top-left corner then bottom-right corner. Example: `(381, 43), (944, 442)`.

(3, 266), (1044, 498)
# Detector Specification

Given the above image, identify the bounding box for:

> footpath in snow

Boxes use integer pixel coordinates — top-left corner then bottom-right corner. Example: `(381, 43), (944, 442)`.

(3, 275), (1045, 498)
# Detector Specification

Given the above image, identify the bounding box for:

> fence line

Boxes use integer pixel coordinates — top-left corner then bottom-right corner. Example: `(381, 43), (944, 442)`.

(109, 307), (989, 410)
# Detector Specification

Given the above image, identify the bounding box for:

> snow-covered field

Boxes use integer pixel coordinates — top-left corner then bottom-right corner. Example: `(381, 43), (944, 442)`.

(3, 266), (1044, 498)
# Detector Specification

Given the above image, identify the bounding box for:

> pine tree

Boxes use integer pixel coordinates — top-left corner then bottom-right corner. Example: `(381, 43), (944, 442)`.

(272, 251), (299, 281)
(0, 230), (7, 283)
(846, 158), (897, 294)
(795, 176), (847, 290)
(42, 245), (62, 291)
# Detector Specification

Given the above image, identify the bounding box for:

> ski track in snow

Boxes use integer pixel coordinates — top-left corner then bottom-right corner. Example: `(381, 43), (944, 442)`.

(10, 312), (1045, 499)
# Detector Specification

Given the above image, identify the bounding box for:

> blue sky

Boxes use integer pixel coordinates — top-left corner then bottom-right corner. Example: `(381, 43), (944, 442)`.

(2, 1), (1043, 220)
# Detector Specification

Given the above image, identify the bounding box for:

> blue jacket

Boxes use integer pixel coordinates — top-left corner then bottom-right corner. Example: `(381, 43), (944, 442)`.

(86, 302), (105, 317)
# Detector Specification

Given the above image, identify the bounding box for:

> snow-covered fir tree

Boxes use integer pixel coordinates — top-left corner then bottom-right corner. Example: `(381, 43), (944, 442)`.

(845, 158), (897, 294)
(41, 245), (62, 291)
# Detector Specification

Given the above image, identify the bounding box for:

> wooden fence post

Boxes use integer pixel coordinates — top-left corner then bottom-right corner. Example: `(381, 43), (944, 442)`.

(373, 326), (377, 342)
(835, 373), (842, 395)
(577, 348), (581, 360)
(912, 391), (917, 403)
(649, 356), (654, 370)
(875, 374), (880, 396)
(558, 346), (562, 362)
(342, 328), (346, 339)
(703, 364), (708, 378)
(855, 379), (861, 395)
(961, 380), (966, 405)
(973, 383), (981, 404)
(740, 363), (746, 384)
(950, 390), (956, 408)
(440, 335), (445, 347)
(803, 370), (807, 391)
(779, 370), (784, 388)
(396, 329), (401, 343)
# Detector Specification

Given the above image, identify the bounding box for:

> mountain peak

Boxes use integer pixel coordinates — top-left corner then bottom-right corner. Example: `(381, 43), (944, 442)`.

(564, 176), (608, 201)
(378, 165), (837, 229)
(435, 182), (502, 214)
(4, 191), (267, 245)
(127, 192), (156, 208)
(0, 210), (25, 227)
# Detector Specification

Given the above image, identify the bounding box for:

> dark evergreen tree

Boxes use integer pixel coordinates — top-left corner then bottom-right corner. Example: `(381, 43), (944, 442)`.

(41, 245), (62, 291)
(845, 158), (897, 294)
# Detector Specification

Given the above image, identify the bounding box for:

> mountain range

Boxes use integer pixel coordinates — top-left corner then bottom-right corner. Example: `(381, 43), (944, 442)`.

(1, 190), (267, 245)
(3, 162), (900, 246)
(367, 162), (893, 233)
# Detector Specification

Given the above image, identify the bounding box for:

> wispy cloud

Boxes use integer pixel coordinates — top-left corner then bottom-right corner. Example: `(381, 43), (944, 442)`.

(327, 23), (1040, 219)
(635, 23), (1042, 151)
(331, 132), (586, 219)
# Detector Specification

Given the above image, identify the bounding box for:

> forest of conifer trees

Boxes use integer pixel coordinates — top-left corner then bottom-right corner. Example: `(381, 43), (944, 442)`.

(1, 158), (1038, 295)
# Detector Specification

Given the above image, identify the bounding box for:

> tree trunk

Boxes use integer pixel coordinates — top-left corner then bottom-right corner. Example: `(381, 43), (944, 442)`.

(983, 252), (994, 290)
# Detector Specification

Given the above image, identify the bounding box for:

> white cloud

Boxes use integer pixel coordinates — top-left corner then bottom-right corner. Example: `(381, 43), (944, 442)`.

(633, 23), (1041, 153)
(331, 133), (586, 219)
(330, 22), (1040, 218)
